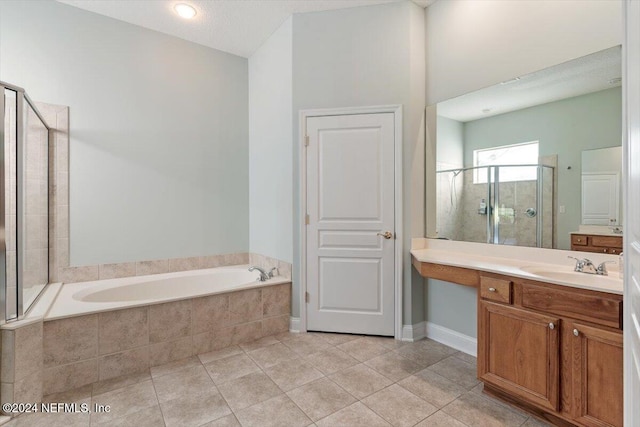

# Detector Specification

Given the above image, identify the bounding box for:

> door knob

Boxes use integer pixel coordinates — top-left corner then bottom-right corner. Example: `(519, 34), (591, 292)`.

(377, 231), (393, 239)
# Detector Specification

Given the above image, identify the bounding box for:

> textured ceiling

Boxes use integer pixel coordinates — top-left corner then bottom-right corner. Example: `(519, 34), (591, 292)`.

(438, 46), (622, 123)
(57, 0), (434, 58)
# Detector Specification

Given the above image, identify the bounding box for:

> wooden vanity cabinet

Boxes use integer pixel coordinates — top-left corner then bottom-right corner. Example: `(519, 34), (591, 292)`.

(477, 274), (623, 427)
(478, 300), (561, 411)
(569, 321), (623, 427)
(571, 234), (622, 255)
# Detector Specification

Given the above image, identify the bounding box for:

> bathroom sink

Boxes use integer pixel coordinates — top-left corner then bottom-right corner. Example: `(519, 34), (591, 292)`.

(519, 266), (622, 287)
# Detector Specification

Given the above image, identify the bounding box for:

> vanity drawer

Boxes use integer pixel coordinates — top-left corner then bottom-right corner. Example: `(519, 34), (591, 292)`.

(571, 235), (588, 246)
(480, 276), (512, 304)
(591, 235), (622, 248)
(521, 283), (621, 329)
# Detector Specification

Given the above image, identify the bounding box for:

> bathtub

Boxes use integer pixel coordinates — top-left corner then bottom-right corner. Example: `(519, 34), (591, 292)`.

(37, 264), (292, 395)
(45, 264), (289, 320)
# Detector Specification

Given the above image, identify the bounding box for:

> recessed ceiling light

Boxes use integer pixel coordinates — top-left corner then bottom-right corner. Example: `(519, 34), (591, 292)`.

(482, 108), (492, 114)
(174, 3), (197, 19)
(608, 77), (622, 85)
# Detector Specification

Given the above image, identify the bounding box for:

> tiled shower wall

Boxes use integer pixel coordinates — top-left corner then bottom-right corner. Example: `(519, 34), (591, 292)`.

(436, 166), (554, 248)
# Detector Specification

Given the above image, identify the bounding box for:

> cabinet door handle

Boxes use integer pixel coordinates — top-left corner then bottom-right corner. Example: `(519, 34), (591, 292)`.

(548, 323), (555, 330)
(573, 329), (579, 337)
(488, 287), (496, 292)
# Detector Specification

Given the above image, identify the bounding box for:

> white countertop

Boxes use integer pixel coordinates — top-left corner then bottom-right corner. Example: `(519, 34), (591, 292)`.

(411, 238), (623, 295)
(569, 225), (623, 237)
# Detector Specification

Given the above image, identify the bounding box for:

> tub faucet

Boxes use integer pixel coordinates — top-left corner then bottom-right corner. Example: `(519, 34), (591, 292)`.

(248, 266), (276, 282)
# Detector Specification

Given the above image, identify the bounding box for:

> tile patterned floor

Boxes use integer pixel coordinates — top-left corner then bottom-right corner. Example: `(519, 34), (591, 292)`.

(6, 333), (554, 427)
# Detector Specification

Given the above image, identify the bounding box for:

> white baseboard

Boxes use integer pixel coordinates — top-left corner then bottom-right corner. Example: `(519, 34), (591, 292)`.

(289, 316), (301, 332)
(402, 321), (477, 357)
(401, 322), (426, 342)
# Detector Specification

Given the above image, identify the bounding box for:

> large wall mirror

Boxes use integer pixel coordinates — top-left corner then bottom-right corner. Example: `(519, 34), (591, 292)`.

(425, 46), (622, 250)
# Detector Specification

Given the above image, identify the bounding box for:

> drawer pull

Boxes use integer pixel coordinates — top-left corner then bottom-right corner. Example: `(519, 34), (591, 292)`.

(603, 249), (608, 253)
(549, 323), (555, 330)
(577, 238), (582, 242)
(488, 287), (496, 292)
(573, 329), (580, 337)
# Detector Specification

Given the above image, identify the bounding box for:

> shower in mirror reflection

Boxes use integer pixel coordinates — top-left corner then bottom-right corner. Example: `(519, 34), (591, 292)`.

(427, 45), (622, 250)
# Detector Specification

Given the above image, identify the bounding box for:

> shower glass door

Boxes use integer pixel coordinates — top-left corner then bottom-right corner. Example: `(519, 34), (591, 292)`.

(1, 83), (50, 322)
(493, 165), (539, 247)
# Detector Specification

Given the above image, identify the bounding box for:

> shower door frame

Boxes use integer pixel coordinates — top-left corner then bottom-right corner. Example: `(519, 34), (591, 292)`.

(0, 81), (52, 322)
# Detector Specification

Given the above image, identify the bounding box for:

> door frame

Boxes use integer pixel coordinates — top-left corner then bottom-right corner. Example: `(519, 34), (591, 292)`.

(298, 105), (403, 339)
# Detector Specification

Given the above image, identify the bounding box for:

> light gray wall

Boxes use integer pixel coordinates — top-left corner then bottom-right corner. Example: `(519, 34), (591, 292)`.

(436, 116), (463, 168)
(0, 1), (249, 265)
(248, 18), (293, 263)
(425, 0), (622, 104)
(463, 88), (622, 250)
(424, 0), (622, 338)
(292, 1), (427, 324)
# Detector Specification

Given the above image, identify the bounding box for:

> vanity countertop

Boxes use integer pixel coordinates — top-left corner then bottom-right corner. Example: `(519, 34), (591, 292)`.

(411, 238), (622, 295)
(569, 230), (623, 237)
(570, 225), (623, 237)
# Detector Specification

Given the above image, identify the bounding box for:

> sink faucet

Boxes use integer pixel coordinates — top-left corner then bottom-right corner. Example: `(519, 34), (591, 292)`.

(568, 256), (597, 274)
(248, 266), (277, 282)
(568, 256), (614, 276)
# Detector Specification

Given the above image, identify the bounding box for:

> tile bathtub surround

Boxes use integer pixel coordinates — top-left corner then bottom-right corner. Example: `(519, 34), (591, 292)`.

(0, 321), (44, 407)
(6, 333), (553, 427)
(41, 282), (291, 395)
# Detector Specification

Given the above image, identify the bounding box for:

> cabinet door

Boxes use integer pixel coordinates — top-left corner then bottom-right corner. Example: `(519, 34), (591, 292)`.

(478, 301), (560, 411)
(571, 322), (623, 427)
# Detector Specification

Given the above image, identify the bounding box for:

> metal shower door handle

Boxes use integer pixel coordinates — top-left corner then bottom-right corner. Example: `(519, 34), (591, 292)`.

(377, 231), (393, 240)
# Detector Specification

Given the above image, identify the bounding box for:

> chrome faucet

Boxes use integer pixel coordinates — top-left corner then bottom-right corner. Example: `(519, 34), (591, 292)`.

(248, 266), (277, 282)
(568, 256), (614, 276)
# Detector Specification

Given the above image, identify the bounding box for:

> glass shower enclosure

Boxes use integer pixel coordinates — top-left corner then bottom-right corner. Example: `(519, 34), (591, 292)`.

(1, 81), (50, 322)
(436, 164), (554, 248)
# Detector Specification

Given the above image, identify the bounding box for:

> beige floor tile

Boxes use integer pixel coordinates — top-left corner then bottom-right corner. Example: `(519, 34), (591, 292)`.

(329, 364), (393, 399)
(42, 384), (92, 403)
(361, 384), (437, 427)
(361, 336), (408, 350)
(304, 347), (359, 375)
(442, 392), (528, 427)
(248, 342), (299, 369)
(93, 404), (165, 426)
(309, 332), (361, 346)
(394, 341), (456, 368)
(315, 401), (391, 427)
(91, 381), (158, 425)
(337, 338), (389, 362)
(414, 410), (468, 427)
(150, 355), (201, 378)
(92, 370), (151, 397)
(239, 336), (280, 352)
(199, 414), (241, 427)
(453, 351), (477, 365)
(217, 371), (283, 411)
(365, 352), (424, 382)
(160, 388), (231, 427)
(522, 416), (555, 426)
(235, 394), (312, 427)
(204, 353), (261, 384)
(153, 364), (216, 403)
(427, 356), (479, 390)
(286, 377), (357, 421)
(272, 331), (301, 342)
(282, 334), (331, 357)
(197, 345), (243, 364)
(264, 360), (324, 391)
(10, 398), (91, 427)
(398, 370), (466, 408)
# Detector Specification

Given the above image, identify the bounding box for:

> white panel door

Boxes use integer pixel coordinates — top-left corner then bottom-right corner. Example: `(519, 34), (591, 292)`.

(581, 173), (620, 225)
(306, 113), (395, 336)
(624, 0), (640, 424)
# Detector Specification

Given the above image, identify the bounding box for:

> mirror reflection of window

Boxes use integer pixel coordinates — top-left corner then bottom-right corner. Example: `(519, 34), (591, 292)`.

(473, 141), (539, 183)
